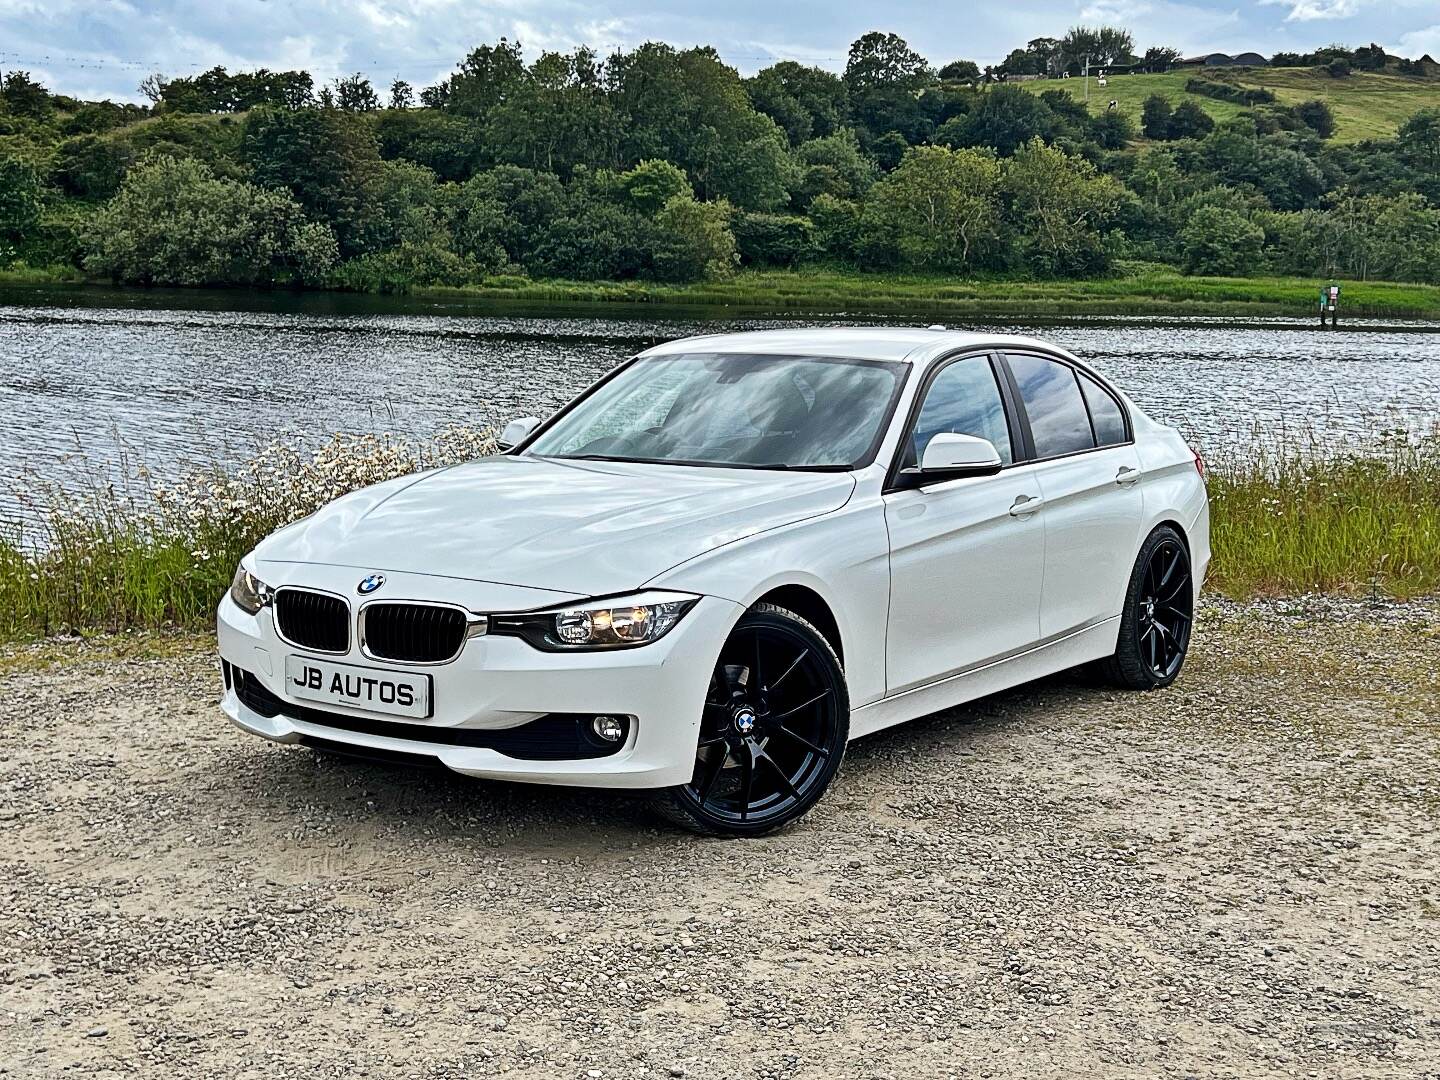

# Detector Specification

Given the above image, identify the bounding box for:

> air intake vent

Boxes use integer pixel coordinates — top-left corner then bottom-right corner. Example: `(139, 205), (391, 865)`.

(362, 602), (468, 664)
(274, 588), (350, 653)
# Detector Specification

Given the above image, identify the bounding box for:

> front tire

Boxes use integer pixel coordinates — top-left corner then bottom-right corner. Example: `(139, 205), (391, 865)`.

(1102, 525), (1195, 690)
(650, 603), (849, 837)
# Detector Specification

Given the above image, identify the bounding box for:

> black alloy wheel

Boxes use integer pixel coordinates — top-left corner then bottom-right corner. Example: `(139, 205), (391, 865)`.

(651, 603), (849, 837)
(1102, 525), (1195, 690)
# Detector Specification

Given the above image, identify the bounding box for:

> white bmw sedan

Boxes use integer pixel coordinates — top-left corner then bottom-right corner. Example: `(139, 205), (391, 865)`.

(219, 328), (1209, 836)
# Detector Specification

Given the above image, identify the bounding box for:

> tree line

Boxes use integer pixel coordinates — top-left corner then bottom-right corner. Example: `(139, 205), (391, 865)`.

(1, 29), (1439, 291)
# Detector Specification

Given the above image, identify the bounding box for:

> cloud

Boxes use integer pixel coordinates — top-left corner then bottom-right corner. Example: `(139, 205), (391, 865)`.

(1393, 23), (1440, 56)
(1260, 0), (1368, 22)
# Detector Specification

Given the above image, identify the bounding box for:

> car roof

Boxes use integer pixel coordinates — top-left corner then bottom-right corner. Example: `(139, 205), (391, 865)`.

(638, 327), (1076, 365)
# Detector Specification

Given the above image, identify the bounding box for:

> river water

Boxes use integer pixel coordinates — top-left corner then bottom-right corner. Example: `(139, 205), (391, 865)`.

(6, 285), (1440, 522)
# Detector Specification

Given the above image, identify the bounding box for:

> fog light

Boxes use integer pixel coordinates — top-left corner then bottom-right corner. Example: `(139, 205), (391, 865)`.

(592, 715), (625, 742)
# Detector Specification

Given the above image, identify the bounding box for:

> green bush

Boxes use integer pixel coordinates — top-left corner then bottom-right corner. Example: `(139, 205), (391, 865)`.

(733, 211), (813, 267)
(82, 156), (338, 286)
(1181, 205), (1264, 275)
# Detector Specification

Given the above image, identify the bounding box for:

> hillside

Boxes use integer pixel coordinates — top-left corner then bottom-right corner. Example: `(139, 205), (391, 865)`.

(1019, 66), (1440, 142)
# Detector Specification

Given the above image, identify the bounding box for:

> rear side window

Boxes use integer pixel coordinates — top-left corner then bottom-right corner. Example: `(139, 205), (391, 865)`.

(910, 355), (1014, 467)
(1007, 354), (1094, 459)
(1079, 371), (1128, 447)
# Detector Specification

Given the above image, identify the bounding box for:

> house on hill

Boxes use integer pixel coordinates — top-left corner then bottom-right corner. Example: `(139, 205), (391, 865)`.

(1175, 52), (1269, 69)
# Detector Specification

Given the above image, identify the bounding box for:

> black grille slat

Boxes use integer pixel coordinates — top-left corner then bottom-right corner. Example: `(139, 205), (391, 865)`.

(274, 589), (350, 653)
(364, 603), (467, 664)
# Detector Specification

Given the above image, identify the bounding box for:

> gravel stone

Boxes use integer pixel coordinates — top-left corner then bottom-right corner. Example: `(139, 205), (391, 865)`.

(1, 598), (1437, 1078)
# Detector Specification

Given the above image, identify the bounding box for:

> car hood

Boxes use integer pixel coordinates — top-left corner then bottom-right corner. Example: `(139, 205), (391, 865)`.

(253, 455), (855, 598)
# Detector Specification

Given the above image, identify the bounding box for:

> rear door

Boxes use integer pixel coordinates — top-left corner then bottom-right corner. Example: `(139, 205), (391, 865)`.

(883, 353), (1045, 694)
(1001, 353), (1144, 639)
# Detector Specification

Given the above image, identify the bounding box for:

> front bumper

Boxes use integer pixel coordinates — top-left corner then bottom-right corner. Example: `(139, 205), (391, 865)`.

(217, 576), (741, 789)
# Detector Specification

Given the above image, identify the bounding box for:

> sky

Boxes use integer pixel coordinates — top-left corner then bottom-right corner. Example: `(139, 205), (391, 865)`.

(3, 0), (1439, 103)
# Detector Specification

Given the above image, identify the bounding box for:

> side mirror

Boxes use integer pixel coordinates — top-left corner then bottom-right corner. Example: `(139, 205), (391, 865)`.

(497, 416), (540, 452)
(911, 433), (1003, 479)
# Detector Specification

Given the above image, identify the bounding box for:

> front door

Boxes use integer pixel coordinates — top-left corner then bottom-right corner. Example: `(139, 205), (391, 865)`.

(884, 354), (1046, 694)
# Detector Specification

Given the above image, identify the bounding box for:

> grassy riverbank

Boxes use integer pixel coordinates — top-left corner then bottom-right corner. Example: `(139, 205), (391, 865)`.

(7, 269), (1440, 319)
(0, 429), (1435, 643)
(423, 269), (1440, 318)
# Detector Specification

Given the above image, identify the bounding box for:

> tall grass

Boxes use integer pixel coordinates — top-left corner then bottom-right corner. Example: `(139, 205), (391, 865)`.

(0, 427), (495, 640)
(1207, 431), (1440, 598)
(0, 426), (1433, 642)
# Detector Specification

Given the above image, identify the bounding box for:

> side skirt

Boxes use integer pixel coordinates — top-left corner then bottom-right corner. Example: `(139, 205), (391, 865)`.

(849, 616), (1121, 739)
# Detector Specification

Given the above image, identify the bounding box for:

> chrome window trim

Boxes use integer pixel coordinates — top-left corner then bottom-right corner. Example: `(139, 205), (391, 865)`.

(356, 598), (487, 667)
(272, 585), (352, 656)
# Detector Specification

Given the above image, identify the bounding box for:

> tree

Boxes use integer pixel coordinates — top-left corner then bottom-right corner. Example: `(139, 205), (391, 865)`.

(1399, 108), (1440, 181)
(243, 106), (384, 256)
(1168, 99), (1214, 140)
(1000, 38), (1061, 77)
(844, 33), (933, 144)
(1141, 94), (1173, 140)
(652, 195), (737, 281)
(1180, 205), (1263, 275)
(843, 32), (932, 95)
(620, 159), (691, 214)
(389, 79), (414, 110)
(1091, 110), (1134, 150)
(1294, 99), (1335, 139)
(450, 165), (567, 265)
(1143, 46), (1182, 69)
(732, 211), (812, 266)
(953, 86), (1057, 156)
(793, 130), (878, 206)
(607, 44), (792, 209)
(1002, 138), (1123, 275)
(427, 39), (527, 119)
(139, 74), (165, 105)
(81, 156), (337, 285)
(746, 62), (847, 145)
(373, 109), (484, 181)
(1059, 26), (1136, 70)
(154, 66), (313, 113)
(332, 74), (380, 112)
(52, 134), (133, 199)
(1, 71), (52, 119)
(807, 194), (862, 261)
(938, 60), (981, 82)
(859, 145), (1003, 270)
(485, 48), (619, 177)
(0, 154), (42, 256)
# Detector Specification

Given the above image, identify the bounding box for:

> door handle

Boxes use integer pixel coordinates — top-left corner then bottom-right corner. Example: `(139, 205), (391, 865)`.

(1115, 466), (1140, 487)
(1009, 493), (1043, 517)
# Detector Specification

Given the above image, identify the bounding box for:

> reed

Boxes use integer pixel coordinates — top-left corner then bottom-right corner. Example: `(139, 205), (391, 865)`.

(0, 427), (495, 640)
(1206, 429), (1440, 598)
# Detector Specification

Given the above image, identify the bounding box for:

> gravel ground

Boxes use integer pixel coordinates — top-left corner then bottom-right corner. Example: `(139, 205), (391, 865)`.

(2, 597), (1438, 1079)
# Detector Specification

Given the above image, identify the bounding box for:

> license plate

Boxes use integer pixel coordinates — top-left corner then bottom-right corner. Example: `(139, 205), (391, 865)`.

(283, 655), (432, 719)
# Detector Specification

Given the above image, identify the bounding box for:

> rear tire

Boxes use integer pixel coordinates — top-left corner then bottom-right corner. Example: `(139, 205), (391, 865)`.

(1101, 525), (1195, 691)
(650, 603), (849, 837)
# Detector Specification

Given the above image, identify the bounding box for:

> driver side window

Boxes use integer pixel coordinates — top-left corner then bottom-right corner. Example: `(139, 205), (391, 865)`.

(909, 356), (1014, 467)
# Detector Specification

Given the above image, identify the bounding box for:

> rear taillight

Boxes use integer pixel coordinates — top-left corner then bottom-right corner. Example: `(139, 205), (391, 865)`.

(1191, 446), (1205, 480)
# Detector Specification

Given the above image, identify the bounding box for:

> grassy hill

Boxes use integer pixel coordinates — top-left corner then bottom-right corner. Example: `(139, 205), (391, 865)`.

(1019, 66), (1440, 143)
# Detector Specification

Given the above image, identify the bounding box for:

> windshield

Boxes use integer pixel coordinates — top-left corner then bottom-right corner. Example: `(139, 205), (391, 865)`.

(524, 352), (908, 470)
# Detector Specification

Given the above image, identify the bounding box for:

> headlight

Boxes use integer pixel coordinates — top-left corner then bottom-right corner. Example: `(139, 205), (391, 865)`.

(229, 563), (273, 615)
(491, 591), (699, 650)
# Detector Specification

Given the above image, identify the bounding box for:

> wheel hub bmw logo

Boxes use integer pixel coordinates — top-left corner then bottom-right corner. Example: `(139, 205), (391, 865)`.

(357, 574), (386, 594)
(734, 708), (756, 735)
